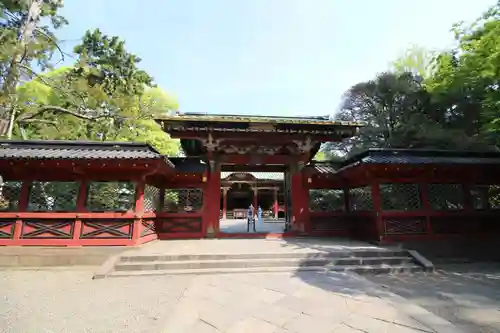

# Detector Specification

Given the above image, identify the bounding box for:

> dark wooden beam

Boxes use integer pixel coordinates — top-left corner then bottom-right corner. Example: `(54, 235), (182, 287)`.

(168, 130), (346, 143)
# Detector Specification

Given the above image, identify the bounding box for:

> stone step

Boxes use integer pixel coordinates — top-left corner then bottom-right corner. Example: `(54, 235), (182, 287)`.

(114, 256), (415, 271)
(102, 264), (424, 278)
(119, 250), (410, 263)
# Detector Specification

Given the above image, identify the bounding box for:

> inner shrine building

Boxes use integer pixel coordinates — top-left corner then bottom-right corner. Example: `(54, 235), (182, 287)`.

(0, 112), (500, 247)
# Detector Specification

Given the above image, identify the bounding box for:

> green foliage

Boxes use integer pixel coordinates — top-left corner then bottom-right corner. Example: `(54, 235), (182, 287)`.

(309, 189), (345, 212)
(0, 0), (67, 93)
(312, 151), (327, 161)
(391, 45), (437, 79)
(86, 182), (136, 211)
(330, 71), (486, 156)
(8, 25), (180, 155)
(427, 2), (500, 146)
(71, 29), (154, 97)
(27, 181), (78, 211)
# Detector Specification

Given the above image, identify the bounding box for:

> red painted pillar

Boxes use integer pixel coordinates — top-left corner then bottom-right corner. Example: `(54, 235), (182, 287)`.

(420, 182), (433, 237)
(273, 188), (278, 219)
(132, 180), (145, 244)
(13, 180), (31, 244)
(71, 179), (87, 246)
(291, 171), (310, 233)
(203, 164), (221, 237)
(222, 188), (228, 219)
(371, 181), (383, 242)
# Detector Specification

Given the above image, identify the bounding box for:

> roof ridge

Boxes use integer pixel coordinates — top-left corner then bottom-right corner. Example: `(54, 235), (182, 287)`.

(0, 140), (162, 154)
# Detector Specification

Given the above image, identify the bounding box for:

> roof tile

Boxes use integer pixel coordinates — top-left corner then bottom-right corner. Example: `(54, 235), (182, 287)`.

(0, 140), (161, 160)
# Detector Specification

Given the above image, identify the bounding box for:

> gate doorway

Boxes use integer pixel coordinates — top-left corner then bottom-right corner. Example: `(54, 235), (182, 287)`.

(218, 171), (287, 236)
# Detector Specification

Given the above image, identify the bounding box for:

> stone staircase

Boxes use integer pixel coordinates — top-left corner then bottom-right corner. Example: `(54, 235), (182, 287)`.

(94, 248), (433, 279)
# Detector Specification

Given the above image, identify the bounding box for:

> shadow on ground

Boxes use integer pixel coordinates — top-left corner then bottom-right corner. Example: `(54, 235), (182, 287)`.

(280, 237), (500, 333)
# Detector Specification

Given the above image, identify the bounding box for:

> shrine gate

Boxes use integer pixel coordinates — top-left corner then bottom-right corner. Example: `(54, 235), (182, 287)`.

(0, 113), (499, 246)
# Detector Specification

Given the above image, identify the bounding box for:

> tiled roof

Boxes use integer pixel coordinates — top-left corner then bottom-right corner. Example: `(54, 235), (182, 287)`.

(0, 140), (163, 160)
(361, 155), (500, 165)
(342, 149), (500, 167)
(156, 112), (364, 127)
(221, 172), (284, 180)
(306, 149), (500, 175)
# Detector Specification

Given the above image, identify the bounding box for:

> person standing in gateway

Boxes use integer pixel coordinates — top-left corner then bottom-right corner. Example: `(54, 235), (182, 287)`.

(247, 204), (256, 232)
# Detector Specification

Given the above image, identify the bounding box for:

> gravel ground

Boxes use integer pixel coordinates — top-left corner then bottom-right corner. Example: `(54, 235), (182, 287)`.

(0, 268), (191, 333)
(365, 263), (500, 333)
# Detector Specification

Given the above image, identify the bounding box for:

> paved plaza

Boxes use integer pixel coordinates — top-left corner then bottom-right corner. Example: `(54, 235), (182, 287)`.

(366, 262), (500, 333)
(1, 267), (462, 333)
(219, 218), (286, 233)
(120, 238), (386, 256)
(1, 238), (499, 332)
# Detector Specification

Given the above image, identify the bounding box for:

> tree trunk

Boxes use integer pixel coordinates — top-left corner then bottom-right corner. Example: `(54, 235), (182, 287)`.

(2, 0), (45, 139)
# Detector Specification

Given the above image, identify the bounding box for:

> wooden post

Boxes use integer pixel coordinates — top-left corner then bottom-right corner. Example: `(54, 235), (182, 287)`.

(132, 179), (145, 244)
(222, 187), (228, 219)
(253, 187), (258, 209)
(291, 171), (310, 233)
(203, 163), (221, 237)
(420, 182), (433, 237)
(12, 180), (31, 243)
(371, 181), (383, 242)
(273, 188), (278, 219)
(72, 179), (88, 246)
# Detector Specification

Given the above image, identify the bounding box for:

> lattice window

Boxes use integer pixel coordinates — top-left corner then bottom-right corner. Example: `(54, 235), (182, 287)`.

(349, 186), (373, 211)
(488, 185), (500, 209)
(0, 180), (22, 211)
(470, 184), (500, 210)
(427, 183), (464, 211)
(470, 185), (489, 210)
(309, 189), (345, 212)
(144, 185), (160, 212)
(163, 188), (203, 213)
(27, 181), (79, 211)
(380, 183), (421, 211)
(86, 181), (135, 212)
(384, 218), (426, 235)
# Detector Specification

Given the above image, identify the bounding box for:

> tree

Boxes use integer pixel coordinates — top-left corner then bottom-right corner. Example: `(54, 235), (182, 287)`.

(0, 0), (67, 138)
(428, 2), (500, 147)
(71, 28), (154, 97)
(9, 26), (181, 154)
(325, 72), (488, 158)
(14, 69), (180, 154)
(391, 45), (437, 80)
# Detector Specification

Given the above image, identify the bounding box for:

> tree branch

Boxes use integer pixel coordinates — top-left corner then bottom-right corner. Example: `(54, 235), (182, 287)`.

(18, 64), (88, 108)
(34, 27), (65, 65)
(18, 105), (107, 122)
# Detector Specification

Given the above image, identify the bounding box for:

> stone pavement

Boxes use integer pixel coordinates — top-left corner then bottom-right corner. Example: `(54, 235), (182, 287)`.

(121, 237), (386, 256)
(366, 262), (500, 333)
(219, 218), (286, 233)
(0, 267), (461, 333)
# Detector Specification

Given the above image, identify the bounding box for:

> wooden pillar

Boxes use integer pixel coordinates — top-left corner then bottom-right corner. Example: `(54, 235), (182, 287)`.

(420, 182), (433, 237)
(371, 181), (383, 242)
(273, 188), (278, 219)
(291, 171), (310, 233)
(253, 187), (258, 209)
(158, 188), (165, 212)
(132, 179), (145, 244)
(203, 163), (221, 237)
(72, 179), (88, 246)
(13, 180), (31, 243)
(222, 188), (228, 219)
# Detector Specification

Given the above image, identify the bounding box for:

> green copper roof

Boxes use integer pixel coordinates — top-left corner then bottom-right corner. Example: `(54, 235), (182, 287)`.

(221, 172), (284, 181)
(156, 112), (364, 127)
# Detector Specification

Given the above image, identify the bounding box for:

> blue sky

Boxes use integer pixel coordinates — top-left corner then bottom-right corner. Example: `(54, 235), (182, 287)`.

(57, 0), (495, 117)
